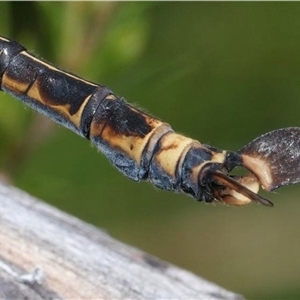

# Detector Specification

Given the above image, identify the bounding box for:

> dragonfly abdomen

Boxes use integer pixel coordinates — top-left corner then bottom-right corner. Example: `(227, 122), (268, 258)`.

(0, 36), (100, 135)
(2, 35), (300, 207)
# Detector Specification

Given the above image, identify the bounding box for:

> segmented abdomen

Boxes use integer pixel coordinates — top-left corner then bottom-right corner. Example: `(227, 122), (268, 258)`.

(0, 36), (224, 200)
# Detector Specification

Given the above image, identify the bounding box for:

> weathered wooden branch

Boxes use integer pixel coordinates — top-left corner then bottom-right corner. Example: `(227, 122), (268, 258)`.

(0, 182), (244, 299)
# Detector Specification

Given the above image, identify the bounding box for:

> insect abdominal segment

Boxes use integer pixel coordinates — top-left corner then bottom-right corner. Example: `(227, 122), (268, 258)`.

(1, 36), (300, 207)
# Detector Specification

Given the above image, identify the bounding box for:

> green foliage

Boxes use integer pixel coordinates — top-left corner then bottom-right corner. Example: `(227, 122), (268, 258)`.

(1, 3), (300, 298)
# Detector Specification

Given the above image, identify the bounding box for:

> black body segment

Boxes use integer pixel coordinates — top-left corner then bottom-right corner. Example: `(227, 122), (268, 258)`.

(0, 37), (26, 77)
(1, 48), (101, 135)
(1, 35), (300, 207)
(180, 146), (214, 199)
(80, 86), (113, 138)
(89, 94), (171, 181)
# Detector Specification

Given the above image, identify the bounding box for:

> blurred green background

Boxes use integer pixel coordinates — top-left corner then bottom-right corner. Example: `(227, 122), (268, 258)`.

(1, 2), (300, 299)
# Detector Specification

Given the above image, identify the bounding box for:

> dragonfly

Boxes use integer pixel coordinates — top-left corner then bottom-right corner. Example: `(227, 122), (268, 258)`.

(1, 35), (300, 207)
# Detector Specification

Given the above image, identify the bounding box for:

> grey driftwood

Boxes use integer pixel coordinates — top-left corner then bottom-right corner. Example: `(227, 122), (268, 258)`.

(0, 182), (244, 299)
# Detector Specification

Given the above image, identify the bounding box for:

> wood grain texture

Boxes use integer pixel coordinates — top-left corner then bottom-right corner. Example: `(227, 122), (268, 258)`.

(0, 182), (244, 299)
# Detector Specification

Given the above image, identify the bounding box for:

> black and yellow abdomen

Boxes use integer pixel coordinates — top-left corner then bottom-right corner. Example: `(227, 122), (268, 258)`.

(2, 35), (300, 207)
